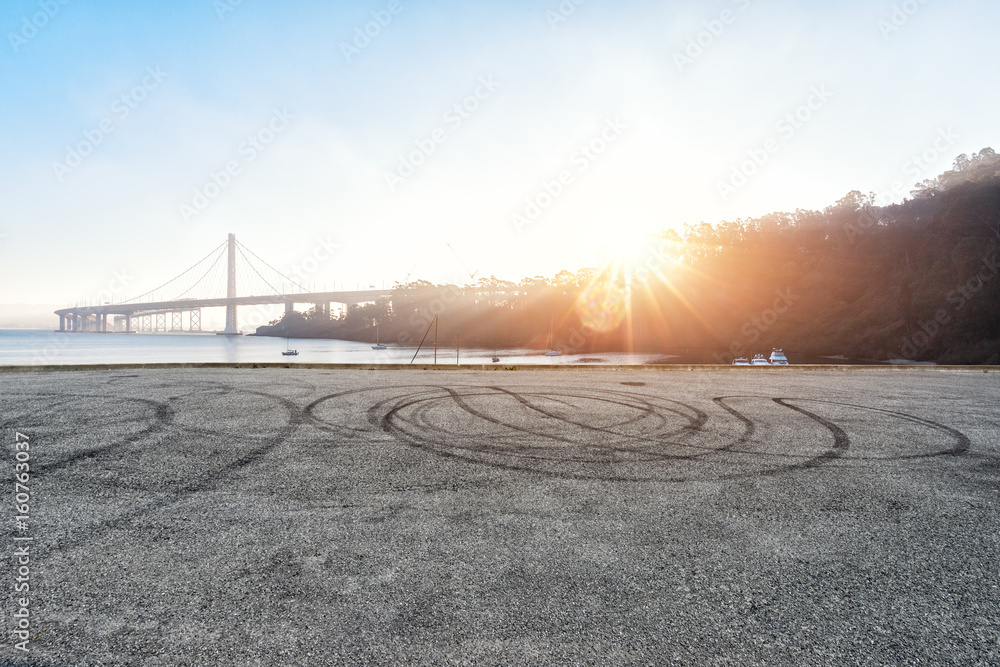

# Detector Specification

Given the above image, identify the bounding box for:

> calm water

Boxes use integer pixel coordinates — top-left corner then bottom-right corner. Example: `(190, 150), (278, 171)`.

(0, 329), (672, 366)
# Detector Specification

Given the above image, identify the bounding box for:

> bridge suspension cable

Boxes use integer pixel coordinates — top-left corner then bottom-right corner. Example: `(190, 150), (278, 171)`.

(123, 240), (228, 304)
(235, 240), (311, 294)
(235, 245), (285, 297)
(116, 235), (327, 306)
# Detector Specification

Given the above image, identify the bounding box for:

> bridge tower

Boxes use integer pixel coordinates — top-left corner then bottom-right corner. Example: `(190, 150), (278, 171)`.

(222, 232), (240, 335)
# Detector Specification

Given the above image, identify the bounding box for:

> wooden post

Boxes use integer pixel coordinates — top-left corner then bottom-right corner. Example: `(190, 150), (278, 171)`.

(457, 333), (460, 366)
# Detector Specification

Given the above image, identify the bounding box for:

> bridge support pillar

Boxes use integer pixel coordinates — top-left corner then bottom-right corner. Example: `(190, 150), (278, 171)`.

(190, 309), (201, 332)
(221, 232), (240, 335)
(126, 315), (132, 333)
(285, 301), (294, 317)
(59, 316), (65, 331)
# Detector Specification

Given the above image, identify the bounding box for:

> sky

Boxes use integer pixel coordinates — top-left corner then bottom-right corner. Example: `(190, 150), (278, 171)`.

(1, 0), (998, 314)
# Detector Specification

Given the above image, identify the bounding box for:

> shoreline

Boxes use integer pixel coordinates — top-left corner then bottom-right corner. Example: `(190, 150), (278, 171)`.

(0, 362), (996, 373)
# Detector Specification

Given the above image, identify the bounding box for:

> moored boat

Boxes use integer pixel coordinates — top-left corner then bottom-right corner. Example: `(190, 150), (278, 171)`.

(372, 324), (387, 350)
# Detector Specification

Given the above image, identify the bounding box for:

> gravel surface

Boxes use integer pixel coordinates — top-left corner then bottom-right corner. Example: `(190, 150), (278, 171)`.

(1, 367), (999, 665)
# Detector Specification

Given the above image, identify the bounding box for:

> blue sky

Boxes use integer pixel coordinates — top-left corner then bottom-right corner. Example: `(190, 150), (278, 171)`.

(1, 0), (998, 309)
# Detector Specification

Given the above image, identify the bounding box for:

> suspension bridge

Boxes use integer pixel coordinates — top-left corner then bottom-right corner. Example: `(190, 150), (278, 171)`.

(54, 234), (391, 334)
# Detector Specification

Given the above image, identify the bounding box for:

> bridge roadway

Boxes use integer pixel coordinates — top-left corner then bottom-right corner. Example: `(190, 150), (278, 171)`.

(53, 289), (393, 332)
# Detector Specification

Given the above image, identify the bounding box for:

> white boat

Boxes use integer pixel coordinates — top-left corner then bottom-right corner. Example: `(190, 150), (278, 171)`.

(372, 324), (387, 350)
(732, 357), (750, 366)
(544, 316), (562, 356)
(750, 354), (770, 366)
(282, 338), (299, 356)
(769, 348), (789, 365)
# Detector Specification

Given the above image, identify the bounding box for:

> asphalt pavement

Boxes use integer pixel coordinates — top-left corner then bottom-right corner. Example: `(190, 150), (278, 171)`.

(2, 367), (998, 665)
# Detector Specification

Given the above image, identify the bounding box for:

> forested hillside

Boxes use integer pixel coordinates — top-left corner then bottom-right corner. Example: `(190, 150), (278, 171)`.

(260, 149), (1000, 364)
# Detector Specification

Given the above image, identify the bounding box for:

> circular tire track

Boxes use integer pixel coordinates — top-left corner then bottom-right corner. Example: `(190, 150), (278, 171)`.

(0, 392), (174, 472)
(306, 386), (972, 481)
(22, 382), (308, 552)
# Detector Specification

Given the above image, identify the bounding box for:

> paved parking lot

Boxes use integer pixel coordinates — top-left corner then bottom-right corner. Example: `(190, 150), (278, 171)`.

(2, 367), (999, 665)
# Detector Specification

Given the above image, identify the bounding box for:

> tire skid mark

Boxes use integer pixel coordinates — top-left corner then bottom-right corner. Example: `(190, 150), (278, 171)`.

(382, 390), (634, 465)
(697, 397), (843, 462)
(773, 398), (850, 468)
(426, 387), (702, 461)
(165, 386), (296, 440)
(785, 398), (970, 458)
(490, 387), (667, 432)
(712, 397), (755, 445)
(304, 384), (452, 434)
(493, 388), (724, 457)
(378, 389), (973, 481)
(377, 402), (614, 483)
(2, 392), (176, 473)
(380, 387), (727, 473)
(50, 387), (307, 553)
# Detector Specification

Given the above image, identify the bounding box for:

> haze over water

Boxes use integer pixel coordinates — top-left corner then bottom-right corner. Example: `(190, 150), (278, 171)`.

(0, 329), (670, 366)
(0, 329), (877, 366)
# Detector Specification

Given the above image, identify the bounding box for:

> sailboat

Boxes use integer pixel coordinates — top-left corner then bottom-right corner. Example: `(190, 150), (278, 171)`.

(281, 337), (299, 356)
(372, 324), (387, 350)
(544, 315), (562, 356)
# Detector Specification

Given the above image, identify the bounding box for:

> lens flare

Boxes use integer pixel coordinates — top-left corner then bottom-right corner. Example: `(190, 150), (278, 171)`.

(575, 281), (627, 333)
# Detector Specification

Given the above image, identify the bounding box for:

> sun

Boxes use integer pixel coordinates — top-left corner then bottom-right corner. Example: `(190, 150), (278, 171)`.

(603, 231), (649, 264)
(596, 231), (671, 283)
